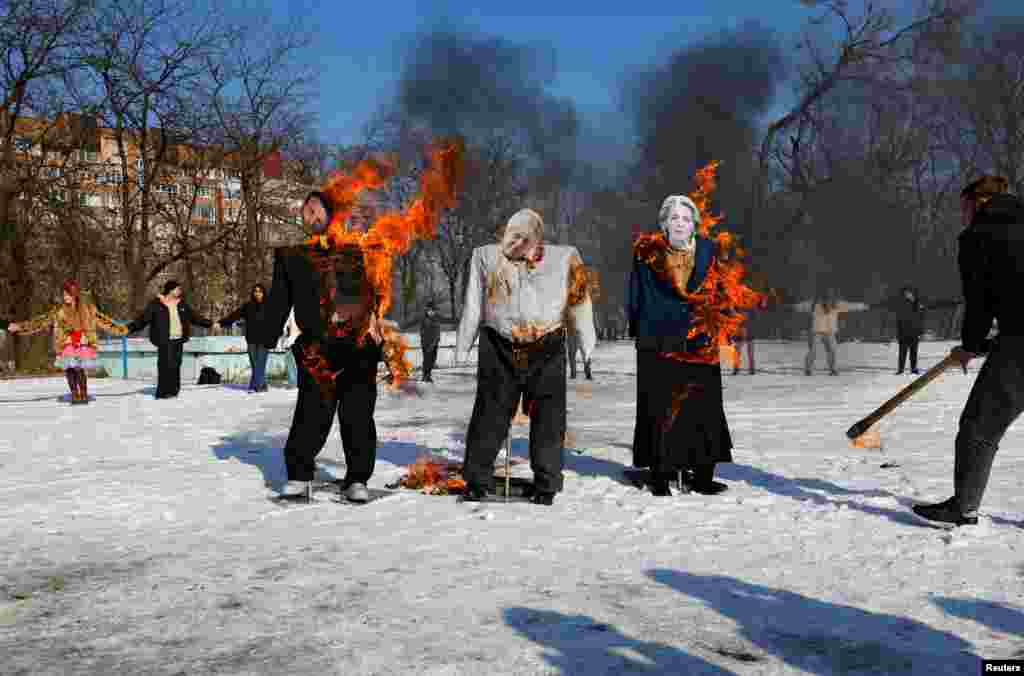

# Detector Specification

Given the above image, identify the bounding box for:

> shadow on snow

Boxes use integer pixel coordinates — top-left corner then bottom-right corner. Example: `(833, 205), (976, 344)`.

(503, 606), (736, 675)
(647, 569), (979, 675)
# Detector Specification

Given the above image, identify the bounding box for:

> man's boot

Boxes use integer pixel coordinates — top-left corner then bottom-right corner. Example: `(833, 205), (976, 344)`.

(65, 368), (78, 403)
(77, 369), (89, 404)
(912, 497), (978, 526)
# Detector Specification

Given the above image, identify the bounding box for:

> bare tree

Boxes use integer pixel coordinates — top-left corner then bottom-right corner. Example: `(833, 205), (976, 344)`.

(201, 18), (317, 298)
(433, 132), (526, 316)
(954, 19), (1024, 194)
(0, 0), (94, 342)
(71, 0), (232, 312)
(752, 0), (980, 254)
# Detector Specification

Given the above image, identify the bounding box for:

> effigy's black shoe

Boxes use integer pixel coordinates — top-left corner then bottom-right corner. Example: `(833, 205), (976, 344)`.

(531, 492), (555, 506)
(650, 480), (672, 497)
(461, 485), (488, 502)
(691, 480), (728, 495)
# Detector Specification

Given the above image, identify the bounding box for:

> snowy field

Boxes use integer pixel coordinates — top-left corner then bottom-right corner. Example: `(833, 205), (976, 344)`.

(1, 338), (1022, 675)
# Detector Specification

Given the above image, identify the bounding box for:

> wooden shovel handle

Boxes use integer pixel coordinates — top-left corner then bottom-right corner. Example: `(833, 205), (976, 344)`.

(846, 353), (959, 439)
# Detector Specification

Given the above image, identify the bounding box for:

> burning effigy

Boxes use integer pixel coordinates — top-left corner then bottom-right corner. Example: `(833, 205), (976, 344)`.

(628, 161), (770, 496)
(632, 161), (768, 365)
(305, 139), (465, 390)
(451, 207), (599, 505)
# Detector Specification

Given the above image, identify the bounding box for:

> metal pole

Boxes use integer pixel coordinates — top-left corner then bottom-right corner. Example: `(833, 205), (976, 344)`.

(119, 321), (128, 378)
(505, 435), (511, 503)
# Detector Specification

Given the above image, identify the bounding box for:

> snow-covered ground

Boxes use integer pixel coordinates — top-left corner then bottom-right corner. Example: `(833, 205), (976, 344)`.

(1, 339), (1021, 675)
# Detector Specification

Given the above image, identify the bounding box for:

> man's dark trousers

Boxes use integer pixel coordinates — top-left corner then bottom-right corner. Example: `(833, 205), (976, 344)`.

(283, 338), (381, 484)
(954, 336), (1024, 514)
(463, 327), (567, 494)
(897, 337), (920, 372)
(156, 339), (185, 397)
(422, 342), (438, 380)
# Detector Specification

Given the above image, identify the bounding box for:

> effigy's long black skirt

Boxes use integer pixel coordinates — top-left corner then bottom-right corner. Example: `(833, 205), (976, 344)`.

(632, 348), (733, 474)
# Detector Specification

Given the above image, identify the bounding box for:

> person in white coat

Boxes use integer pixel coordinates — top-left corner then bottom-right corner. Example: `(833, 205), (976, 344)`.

(455, 208), (596, 505)
(793, 289), (869, 375)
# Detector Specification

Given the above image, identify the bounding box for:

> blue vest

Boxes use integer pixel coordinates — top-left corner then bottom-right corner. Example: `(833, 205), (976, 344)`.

(627, 234), (715, 352)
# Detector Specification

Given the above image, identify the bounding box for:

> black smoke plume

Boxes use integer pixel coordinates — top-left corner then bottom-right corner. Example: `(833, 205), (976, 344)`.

(625, 20), (787, 241)
(394, 26), (578, 168)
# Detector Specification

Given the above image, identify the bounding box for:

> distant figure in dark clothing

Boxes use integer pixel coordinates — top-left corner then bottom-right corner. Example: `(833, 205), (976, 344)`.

(879, 286), (959, 375)
(125, 280), (215, 399)
(218, 283), (271, 392)
(401, 300), (453, 382)
(913, 175), (1024, 526)
(419, 301), (444, 382)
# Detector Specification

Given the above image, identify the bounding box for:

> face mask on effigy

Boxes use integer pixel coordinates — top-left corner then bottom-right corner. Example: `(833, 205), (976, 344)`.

(501, 209), (544, 263)
(659, 195), (698, 250)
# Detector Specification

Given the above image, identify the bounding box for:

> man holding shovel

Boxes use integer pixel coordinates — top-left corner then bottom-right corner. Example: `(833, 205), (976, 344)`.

(912, 176), (1024, 526)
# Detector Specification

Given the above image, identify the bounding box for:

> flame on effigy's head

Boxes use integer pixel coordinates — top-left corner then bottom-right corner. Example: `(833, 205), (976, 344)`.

(308, 139), (465, 389)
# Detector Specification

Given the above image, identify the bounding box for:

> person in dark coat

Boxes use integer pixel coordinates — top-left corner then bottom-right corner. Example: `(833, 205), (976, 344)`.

(913, 176), (1024, 526)
(628, 194), (733, 496)
(880, 286), (959, 375)
(419, 301), (443, 382)
(219, 283), (271, 392)
(125, 280), (214, 399)
(260, 191), (386, 503)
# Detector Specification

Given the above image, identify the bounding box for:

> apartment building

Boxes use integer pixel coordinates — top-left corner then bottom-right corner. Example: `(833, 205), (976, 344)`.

(5, 113), (311, 246)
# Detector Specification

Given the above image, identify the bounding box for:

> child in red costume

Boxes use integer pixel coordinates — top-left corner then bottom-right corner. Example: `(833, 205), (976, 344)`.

(8, 281), (127, 403)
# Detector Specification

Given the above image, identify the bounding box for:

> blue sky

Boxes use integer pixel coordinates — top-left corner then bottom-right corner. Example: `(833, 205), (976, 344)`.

(249, 0), (1020, 151)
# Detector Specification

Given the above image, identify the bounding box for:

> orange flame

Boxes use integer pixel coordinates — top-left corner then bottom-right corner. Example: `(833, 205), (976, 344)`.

(850, 424), (882, 449)
(397, 454), (467, 494)
(307, 139), (465, 388)
(719, 343), (740, 370)
(634, 161), (768, 365)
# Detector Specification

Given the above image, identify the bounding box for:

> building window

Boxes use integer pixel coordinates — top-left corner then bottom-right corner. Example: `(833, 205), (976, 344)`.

(224, 178), (242, 200)
(193, 205), (214, 221)
(14, 137), (33, 153)
(43, 166), (63, 178)
(155, 183), (178, 195)
(78, 192), (101, 208)
(99, 169), (122, 184)
(79, 148), (98, 163)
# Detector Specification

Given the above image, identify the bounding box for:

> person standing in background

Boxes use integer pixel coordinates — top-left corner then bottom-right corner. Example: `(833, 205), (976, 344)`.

(218, 283), (271, 392)
(8, 280), (127, 403)
(793, 289), (869, 375)
(419, 301), (444, 382)
(878, 286), (960, 375)
(125, 280), (215, 399)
